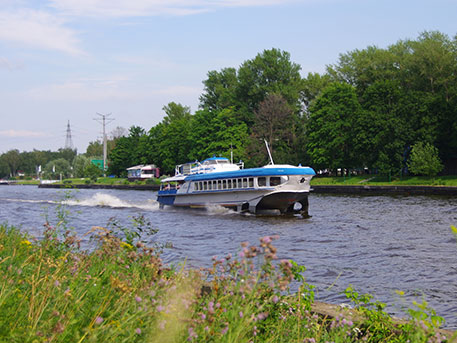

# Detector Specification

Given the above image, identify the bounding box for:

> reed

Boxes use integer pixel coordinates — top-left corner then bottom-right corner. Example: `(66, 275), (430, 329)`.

(0, 222), (453, 342)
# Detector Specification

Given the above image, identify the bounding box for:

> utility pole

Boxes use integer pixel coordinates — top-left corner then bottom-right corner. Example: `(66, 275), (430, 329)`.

(94, 113), (114, 176)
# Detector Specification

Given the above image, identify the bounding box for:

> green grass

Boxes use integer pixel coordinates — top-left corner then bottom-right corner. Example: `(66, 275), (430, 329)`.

(16, 177), (162, 186)
(0, 219), (454, 342)
(311, 175), (457, 186)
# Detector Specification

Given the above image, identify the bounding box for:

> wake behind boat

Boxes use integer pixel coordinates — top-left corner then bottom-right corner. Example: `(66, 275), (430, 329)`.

(157, 150), (316, 216)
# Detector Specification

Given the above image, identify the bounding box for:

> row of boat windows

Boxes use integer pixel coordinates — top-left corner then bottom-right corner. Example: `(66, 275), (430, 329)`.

(193, 176), (287, 191)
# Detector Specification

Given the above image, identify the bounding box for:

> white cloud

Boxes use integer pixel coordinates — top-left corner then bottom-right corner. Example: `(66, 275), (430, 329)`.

(48, 0), (296, 18)
(26, 77), (201, 102)
(0, 56), (24, 70)
(0, 8), (85, 56)
(0, 129), (48, 138)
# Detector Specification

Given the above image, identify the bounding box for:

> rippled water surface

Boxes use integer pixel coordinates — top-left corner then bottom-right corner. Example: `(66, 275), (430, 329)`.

(1, 185), (456, 328)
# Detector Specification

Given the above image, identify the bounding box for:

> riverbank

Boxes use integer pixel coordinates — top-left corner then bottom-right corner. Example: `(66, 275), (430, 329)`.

(0, 223), (454, 342)
(37, 183), (160, 191)
(312, 184), (457, 195)
(36, 182), (457, 196)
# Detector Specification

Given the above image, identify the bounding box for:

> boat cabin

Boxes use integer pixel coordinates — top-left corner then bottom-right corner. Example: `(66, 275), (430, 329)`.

(127, 164), (160, 181)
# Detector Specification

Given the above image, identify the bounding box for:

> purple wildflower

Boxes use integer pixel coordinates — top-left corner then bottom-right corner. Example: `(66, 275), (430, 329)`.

(261, 236), (272, 244)
(188, 327), (197, 341)
(95, 316), (103, 324)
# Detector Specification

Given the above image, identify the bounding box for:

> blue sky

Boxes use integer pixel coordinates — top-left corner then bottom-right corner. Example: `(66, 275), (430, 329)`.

(1, 0), (456, 153)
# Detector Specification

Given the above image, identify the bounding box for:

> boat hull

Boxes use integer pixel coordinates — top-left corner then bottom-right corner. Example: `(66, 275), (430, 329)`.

(157, 188), (310, 216)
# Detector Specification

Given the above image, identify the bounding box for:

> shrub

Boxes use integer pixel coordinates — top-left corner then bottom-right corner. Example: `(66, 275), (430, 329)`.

(408, 142), (444, 177)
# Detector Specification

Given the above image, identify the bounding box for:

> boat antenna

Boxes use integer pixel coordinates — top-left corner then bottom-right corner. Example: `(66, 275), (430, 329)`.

(230, 143), (233, 164)
(264, 139), (274, 165)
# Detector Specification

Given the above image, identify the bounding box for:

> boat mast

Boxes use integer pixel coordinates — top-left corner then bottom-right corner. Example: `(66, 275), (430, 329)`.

(264, 139), (274, 165)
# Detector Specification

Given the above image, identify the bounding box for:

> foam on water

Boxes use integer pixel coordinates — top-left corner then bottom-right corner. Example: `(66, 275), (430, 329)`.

(2, 198), (56, 205)
(64, 193), (159, 211)
(204, 205), (237, 216)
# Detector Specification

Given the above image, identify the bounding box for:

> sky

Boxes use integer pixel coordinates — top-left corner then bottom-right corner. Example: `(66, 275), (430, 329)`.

(0, 0), (456, 154)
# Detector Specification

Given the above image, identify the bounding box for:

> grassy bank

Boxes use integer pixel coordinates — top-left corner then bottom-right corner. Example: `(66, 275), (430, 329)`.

(0, 220), (455, 342)
(14, 174), (457, 188)
(311, 175), (457, 187)
(15, 177), (162, 186)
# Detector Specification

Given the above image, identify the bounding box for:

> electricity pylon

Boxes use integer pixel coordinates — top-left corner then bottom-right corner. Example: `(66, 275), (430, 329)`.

(64, 120), (74, 150)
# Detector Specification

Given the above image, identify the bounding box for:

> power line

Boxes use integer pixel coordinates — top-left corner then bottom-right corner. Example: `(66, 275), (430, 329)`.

(94, 113), (114, 176)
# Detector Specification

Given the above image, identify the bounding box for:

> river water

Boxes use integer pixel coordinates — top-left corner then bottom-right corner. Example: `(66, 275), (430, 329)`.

(1, 185), (456, 328)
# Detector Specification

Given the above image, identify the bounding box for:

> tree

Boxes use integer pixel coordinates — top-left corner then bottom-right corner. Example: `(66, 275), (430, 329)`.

(44, 158), (72, 179)
(84, 162), (102, 181)
(248, 93), (297, 165)
(0, 157), (9, 178)
(162, 102), (191, 125)
(301, 72), (332, 115)
(408, 142), (443, 176)
(2, 150), (21, 177)
(141, 103), (194, 174)
(237, 48), (304, 124)
(57, 148), (77, 163)
(108, 126), (147, 177)
(355, 80), (409, 174)
(306, 83), (362, 172)
(73, 155), (90, 178)
(199, 68), (238, 112)
(188, 108), (248, 163)
(86, 140), (103, 157)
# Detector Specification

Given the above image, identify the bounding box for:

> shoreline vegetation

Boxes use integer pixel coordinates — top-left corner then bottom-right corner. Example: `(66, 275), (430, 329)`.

(0, 218), (455, 342)
(9, 175), (457, 196)
(9, 174), (457, 187)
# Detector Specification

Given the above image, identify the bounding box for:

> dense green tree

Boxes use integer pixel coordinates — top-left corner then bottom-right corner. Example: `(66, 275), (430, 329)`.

(142, 103), (194, 174)
(307, 83), (362, 172)
(326, 31), (457, 172)
(354, 80), (410, 173)
(84, 162), (102, 181)
(73, 155), (90, 178)
(108, 126), (147, 177)
(86, 141), (103, 157)
(44, 158), (71, 179)
(301, 72), (332, 114)
(199, 48), (305, 127)
(408, 142), (443, 176)
(0, 157), (10, 178)
(236, 48), (304, 123)
(85, 140), (116, 158)
(327, 45), (399, 93)
(188, 108), (248, 163)
(199, 68), (238, 112)
(2, 150), (21, 177)
(57, 148), (77, 163)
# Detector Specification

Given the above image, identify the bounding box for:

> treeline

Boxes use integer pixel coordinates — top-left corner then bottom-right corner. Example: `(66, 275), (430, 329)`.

(0, 134), (122, 179)
(0, 149), (78, 179)
(107, 31), (457, 177)
(3, 31), (456, 179)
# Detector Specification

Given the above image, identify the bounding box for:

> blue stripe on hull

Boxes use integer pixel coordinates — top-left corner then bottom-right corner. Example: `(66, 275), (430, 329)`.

(185, 167), (315, 181)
